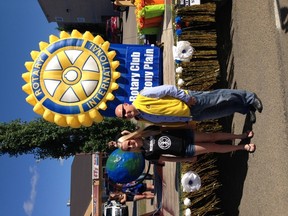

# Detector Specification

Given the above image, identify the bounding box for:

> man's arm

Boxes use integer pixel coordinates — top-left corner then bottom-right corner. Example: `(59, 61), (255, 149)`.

(120, 193), (127, 204)
(140, 85), (196, 106)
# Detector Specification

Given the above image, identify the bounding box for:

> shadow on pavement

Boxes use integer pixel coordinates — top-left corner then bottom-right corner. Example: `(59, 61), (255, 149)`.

(134, 164), (163, 216)
(214, 0), (233, 89)
(123, 7), (130, 21)
(153, 165), (163, 215)
(280, 7), (288, 33)
(214, 1), (255, 215)
(215, 115), (253, 215)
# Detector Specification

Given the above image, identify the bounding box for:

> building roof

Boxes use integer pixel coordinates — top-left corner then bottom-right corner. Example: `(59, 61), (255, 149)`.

(38, 0), (119, 24)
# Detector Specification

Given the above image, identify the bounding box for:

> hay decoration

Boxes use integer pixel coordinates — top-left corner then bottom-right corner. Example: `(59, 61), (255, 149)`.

(174, 2), (220, 91)
(174, 1), (225, 215)
(180, 156), (221, 216)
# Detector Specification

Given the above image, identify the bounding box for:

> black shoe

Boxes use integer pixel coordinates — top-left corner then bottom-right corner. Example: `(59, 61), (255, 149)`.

(252, 95), (263, 113)
(249, 110), (256, 123)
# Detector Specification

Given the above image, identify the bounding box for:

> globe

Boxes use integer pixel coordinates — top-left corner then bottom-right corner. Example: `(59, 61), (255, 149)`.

(106, 149), (145, 184)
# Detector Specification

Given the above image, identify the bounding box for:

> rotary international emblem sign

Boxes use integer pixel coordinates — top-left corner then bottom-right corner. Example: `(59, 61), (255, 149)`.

(22, 30), (120, 128)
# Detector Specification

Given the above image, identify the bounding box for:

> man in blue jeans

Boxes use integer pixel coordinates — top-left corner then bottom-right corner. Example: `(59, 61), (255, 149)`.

(115, 85), (263, 124)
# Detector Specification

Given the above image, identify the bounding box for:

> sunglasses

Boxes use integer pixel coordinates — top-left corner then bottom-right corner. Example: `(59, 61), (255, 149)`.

(121, 104), (126, 119)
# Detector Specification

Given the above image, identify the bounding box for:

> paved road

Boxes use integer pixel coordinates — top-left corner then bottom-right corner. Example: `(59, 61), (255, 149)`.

(228, 0), (288, 215)
(216, 0), (288, 216)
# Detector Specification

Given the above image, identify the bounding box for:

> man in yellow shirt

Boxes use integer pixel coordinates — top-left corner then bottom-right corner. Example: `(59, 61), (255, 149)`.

(115, 85), (262, 124)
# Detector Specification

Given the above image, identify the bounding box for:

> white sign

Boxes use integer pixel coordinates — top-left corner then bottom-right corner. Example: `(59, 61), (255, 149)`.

(92, 153), (100, 179)
(190, 0), (201, 6)
(179, 0), (200, 6)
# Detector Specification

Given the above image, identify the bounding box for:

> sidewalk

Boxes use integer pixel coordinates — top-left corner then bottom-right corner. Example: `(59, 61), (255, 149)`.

(121, 1), (180, 215)
(142, 1), (179, 215)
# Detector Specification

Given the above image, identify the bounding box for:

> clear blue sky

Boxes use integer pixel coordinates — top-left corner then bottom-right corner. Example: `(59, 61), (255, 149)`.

(0, 1), (73, 216)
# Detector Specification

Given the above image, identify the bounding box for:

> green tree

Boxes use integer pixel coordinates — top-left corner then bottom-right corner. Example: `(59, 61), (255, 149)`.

(0, 118), (136, 159)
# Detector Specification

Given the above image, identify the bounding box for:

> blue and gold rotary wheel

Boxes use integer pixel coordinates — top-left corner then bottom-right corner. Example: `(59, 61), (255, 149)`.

(22, 30), (120, 128)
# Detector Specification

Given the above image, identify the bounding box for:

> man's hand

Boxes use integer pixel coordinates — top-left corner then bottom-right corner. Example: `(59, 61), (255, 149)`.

(121, 130), (131, 135)
(187, 96), (197, 107)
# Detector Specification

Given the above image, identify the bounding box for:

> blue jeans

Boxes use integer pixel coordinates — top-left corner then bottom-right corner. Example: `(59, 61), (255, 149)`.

(189, 89), (256, 121)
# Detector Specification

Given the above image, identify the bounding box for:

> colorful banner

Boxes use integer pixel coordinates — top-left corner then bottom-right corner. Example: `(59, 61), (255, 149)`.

(99, 43), (163, 117)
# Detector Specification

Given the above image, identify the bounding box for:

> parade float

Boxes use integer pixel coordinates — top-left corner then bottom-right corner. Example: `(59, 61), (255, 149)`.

(134, 0), (165, 35)
(114, 0), (166, 35)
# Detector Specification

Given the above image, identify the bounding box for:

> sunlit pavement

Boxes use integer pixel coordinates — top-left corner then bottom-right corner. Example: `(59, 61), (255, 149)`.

(121, 2), (179, 215)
